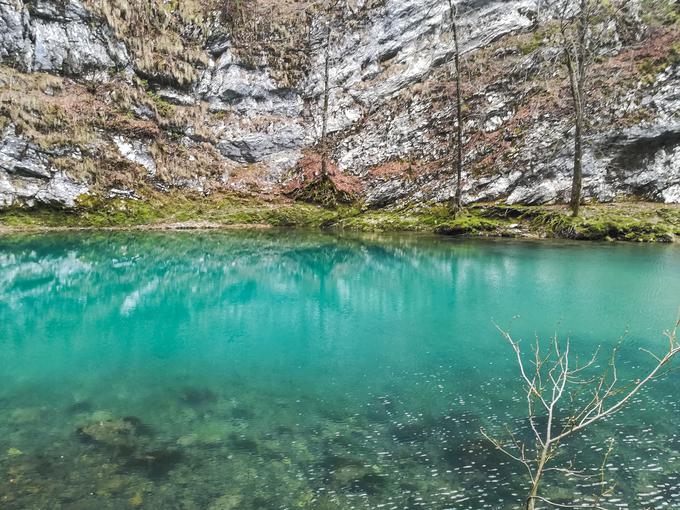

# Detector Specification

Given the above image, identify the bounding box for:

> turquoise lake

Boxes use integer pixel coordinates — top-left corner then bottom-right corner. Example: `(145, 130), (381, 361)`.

(1, 232), (679, 509)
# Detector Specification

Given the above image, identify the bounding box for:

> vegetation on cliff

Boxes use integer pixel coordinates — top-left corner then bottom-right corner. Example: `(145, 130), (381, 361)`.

(0, 0), (679, 236)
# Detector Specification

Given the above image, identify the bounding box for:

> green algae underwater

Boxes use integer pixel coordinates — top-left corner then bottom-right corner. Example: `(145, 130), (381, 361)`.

(0, 231), (679, 509)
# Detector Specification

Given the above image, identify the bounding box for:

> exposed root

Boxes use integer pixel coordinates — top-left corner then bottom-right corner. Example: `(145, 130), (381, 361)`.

(288, 173), (355, 208)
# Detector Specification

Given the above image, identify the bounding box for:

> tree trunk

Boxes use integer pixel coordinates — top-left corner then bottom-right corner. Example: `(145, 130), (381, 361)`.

(320, 20), (331, 179)
(447, 0), (464, 213)
(453, 20), (463, 211)
(570, 101), (583, 217)
(527, 448), (549, 510)
(569, 0), (588, 217)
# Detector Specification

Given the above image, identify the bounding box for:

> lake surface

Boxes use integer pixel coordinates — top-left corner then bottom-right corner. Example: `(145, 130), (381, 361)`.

(0, 231), (679, 509)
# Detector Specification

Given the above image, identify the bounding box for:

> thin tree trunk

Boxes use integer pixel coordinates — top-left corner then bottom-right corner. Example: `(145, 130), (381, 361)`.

(565, 51), (582, 218)
(407, 99), (413, 176)
(320, 21), (331, 179)
(527, 445), (549, 510)
(453, 21), (463, 210)
(447, 0), (463, 212)
(527, 405), (553, 510)
(568, 0), (588, 217)
(570, 100), (583, 217)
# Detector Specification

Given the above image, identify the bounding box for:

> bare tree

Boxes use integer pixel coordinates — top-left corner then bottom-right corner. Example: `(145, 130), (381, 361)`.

(559, 0), (589, 218)
(289, 0), (356, 206)
(556, 0), (625, 217)
(482, 317), (680, 510)
(447, 0), (464, 213)
(320, 0), (334, 179)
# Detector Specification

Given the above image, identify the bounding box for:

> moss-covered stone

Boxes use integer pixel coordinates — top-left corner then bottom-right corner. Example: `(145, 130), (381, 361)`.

(434, 217), (501, 236)
(523, 205), (678, 242)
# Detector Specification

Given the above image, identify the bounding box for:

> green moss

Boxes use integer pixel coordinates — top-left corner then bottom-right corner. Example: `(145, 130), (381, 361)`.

(517, 22), (561, 56)
(434, 216), (502, 236)
(332, 208), (449, 232)
(0, 195), (677, 243)
(636, 41), (680, 85)
(519, 32), (544, 55)
(0, 192), (352, 231)
(147, 91), (174, 117)
(523, 206), (676, 242)
(642, 0), (680, 26)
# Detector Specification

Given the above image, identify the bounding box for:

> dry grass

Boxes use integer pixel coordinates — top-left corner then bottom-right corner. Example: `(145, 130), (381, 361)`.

(215, 0), (313, 86)
(86, 0), (211, 88)
(150, 139), (224, 185)
(387, 19), (680, 180)
(0, 65), (226, 190)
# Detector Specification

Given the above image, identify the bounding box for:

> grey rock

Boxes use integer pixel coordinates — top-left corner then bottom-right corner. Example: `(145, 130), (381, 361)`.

(113, 136), (157, 177)
(198, 52), (303, 117)
(157, 88), (196, 107)
(34, 170), (88, 206)
(0, 0), (678, 207)
(0, 0), (128, 74)
(109, 188), (140, 200)
(196, 47), (307, 175)
(0, 124), (87, 208)
(0, 0), (31, 67)
(216, 121), (305, 165)
(304, 0), (541, 134)
(0, 126), (51, 179)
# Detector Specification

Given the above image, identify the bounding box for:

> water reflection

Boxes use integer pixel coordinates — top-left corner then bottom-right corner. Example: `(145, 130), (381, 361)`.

(0, 232), (678, 509)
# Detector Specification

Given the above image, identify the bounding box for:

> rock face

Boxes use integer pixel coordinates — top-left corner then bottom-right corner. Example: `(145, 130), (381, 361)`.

(0, 0), (679, 209)
(0, 124), (88, 208)
(113, 135), (156, 177)
(1, 0), (128, 74)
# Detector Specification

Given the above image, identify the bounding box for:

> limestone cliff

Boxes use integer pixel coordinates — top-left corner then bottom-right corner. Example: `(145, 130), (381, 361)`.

(0, 0), (678, 209)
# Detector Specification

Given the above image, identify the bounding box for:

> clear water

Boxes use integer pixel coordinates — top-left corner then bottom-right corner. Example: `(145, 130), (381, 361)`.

(1, 231), (679, 510)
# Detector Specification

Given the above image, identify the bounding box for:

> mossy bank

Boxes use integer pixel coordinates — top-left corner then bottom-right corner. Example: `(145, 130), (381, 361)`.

(1, 193), (678, 243)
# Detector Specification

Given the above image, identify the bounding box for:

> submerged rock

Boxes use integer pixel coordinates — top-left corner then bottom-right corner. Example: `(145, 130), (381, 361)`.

(321, 453), (363, 471)
(9, 407), (44, 424)
(180, 387), (218, 406)
(390, 421), (429, 443)
(227, 433), (260, 454)
(319, 452), (389, 495)
(309, 497), (343, 510)
(121, 416), (154, 436)
(330, 464), (387, 494)
(208, 494), (242, 510)
(76, 415), (182, 477)
(76, 416), (151, 453)
(126, 448), (184, 477)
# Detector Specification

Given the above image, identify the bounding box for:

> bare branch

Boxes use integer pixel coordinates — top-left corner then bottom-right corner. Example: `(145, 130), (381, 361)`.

(485, 316), (680, 510)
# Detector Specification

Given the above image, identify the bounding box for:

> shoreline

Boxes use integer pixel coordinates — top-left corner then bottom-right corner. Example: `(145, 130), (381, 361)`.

(0, 221), (274, 234)
(0, 196), (678, 243)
